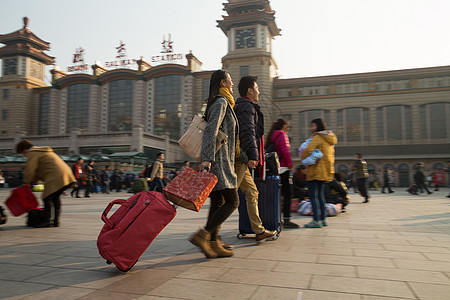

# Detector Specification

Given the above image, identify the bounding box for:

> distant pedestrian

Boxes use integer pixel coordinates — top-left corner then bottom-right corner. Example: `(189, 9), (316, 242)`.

(300, 118), (337, 228)
(414, 163), (432, 195)
(100, 166), (110, 194)
(71, 158), (86, 198)
(85, 160), (96, 198)
(15, 139), (76, 227)
(180, 161), (190, 172)
(148, 152), (165, 192)
(382, 167), (394, 193)
(267, 118), (299, 228)
(353, 153), (370, 203)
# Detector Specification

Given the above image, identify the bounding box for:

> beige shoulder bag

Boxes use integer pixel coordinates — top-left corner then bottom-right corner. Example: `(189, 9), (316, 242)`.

(178, 115), (228, 162)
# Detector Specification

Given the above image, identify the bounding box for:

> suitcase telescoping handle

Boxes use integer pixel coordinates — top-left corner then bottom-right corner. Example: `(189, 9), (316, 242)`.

(101, 199), (132, 228)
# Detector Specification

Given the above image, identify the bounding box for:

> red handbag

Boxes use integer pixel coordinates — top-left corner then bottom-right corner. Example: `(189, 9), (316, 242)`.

(5, 185), (39, 216)
(163, 167), (218, 212)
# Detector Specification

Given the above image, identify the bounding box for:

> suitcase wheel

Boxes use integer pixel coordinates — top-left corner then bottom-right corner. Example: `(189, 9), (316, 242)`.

(272, 231), (281, 240)
(237, 233), (246, 239)
(106, 260), (112, 265)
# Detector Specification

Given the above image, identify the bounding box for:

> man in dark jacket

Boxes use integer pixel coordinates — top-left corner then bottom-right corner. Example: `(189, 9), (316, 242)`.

(100, 166), (110, 194)
(85, 160), (96, 197)
(382, 167), (394, 193)
(234, 76), (278, 241)
(71, 158), (86, 198)
(415, 163), (432, 195)
(353, 153), (370, 203)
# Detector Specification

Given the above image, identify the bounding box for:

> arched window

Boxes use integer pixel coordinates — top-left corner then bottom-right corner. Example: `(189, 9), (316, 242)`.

(367, 164), (376, 173)
(67, 84), (90, 133)
(377, 105), (412, 141)
(298, 109), (330, 143)
(398, 163), (410, 187)
(336, 107), (370, 143)
(109, 79), (133, 132)
(419, 102), (449, 139)
(384, 164), (395, 171)
(154, 75), (181, 139)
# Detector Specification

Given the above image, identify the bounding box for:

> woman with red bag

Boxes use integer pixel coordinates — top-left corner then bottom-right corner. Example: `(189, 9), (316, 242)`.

(15, 140), (76, 227)
(189, 70), (239, 258)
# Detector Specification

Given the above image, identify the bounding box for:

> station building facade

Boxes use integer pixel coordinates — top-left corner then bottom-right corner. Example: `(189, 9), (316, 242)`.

(0, 1), (449, 186)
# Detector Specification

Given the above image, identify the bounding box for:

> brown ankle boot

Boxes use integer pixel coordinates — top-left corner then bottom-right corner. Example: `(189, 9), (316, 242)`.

(210, 241), (234, 257)
(189, 229), (218, 258)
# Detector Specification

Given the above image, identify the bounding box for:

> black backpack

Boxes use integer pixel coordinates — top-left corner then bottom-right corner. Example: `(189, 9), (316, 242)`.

(144, 163), (155, 178)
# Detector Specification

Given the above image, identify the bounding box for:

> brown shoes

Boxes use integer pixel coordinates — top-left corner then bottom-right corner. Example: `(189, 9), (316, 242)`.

(210, 241), (234, 257)
(255, 229), (277, 242)
(189, 228), (218, 258)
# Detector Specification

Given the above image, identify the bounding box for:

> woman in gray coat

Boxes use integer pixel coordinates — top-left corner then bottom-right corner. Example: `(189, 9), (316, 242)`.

(190, 70), (239, 258)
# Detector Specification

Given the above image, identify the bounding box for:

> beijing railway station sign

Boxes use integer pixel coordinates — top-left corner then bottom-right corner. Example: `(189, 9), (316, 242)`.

(66, 35), (185, 72)
(104, 40), (138, 68)
(67, 47), (89, 72)
(151, 34), (184, 63)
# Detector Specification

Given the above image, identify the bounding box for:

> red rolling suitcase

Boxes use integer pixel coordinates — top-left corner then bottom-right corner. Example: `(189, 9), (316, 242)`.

(97, 191), (176, 272)
(5, 185), (38, 216)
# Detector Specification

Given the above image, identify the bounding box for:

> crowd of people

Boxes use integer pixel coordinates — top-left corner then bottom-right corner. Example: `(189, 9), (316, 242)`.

(2, 69), (449, 260)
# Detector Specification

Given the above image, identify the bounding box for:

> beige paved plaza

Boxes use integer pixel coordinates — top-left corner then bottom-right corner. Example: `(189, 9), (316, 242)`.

(1, 187), (450, 300)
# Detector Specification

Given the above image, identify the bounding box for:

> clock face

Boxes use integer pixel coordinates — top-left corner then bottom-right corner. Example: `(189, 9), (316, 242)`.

(236, 28), (256, 49)
(4, 58), (17, 75)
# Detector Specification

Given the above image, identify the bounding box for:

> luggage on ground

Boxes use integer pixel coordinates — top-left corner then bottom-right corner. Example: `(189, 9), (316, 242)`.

(130, 177), (148, 194)
(27, 208), (47, 227)
(97, 191), (176, 272)
(5, 185), (38, 216)
(163, 167), (217, 212)
(298, 200), (342, 217)
(238, 175), (281, 239)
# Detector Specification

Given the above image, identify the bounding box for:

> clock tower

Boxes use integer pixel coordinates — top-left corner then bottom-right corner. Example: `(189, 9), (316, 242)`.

(218, 0), (280, 131)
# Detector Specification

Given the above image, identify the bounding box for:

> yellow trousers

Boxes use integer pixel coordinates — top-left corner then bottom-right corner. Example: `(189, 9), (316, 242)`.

(235, 162), (265, 234)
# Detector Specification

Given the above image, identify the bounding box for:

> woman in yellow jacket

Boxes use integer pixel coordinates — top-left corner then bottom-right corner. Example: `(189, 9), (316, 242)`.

(301, 118), (338, 228)
(16, 140), (76, 227)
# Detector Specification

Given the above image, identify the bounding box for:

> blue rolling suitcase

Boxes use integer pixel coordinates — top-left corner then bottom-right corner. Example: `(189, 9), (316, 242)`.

(237, 175), (281, 239)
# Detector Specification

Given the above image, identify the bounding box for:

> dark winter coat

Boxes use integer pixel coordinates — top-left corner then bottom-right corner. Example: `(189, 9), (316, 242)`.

(233, 97), (264, 163)
(414, 167), (426, 184)
(354, 159), (369, 179)
(202, 96), (239, 191)
(86, 164), (96, 181)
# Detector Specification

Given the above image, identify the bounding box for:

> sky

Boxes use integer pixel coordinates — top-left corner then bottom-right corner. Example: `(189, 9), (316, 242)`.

(1, 0), (450, 82)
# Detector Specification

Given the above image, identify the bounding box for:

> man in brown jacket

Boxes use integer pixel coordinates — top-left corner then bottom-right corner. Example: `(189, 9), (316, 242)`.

(16, 140), (76, 227)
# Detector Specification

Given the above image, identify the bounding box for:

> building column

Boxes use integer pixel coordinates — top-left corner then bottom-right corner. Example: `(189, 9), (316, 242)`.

(69, 128), (81, 154)
(369, 107), (377, 145)
(131, 125), (144, 152)
(162, 133), (173, 163)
